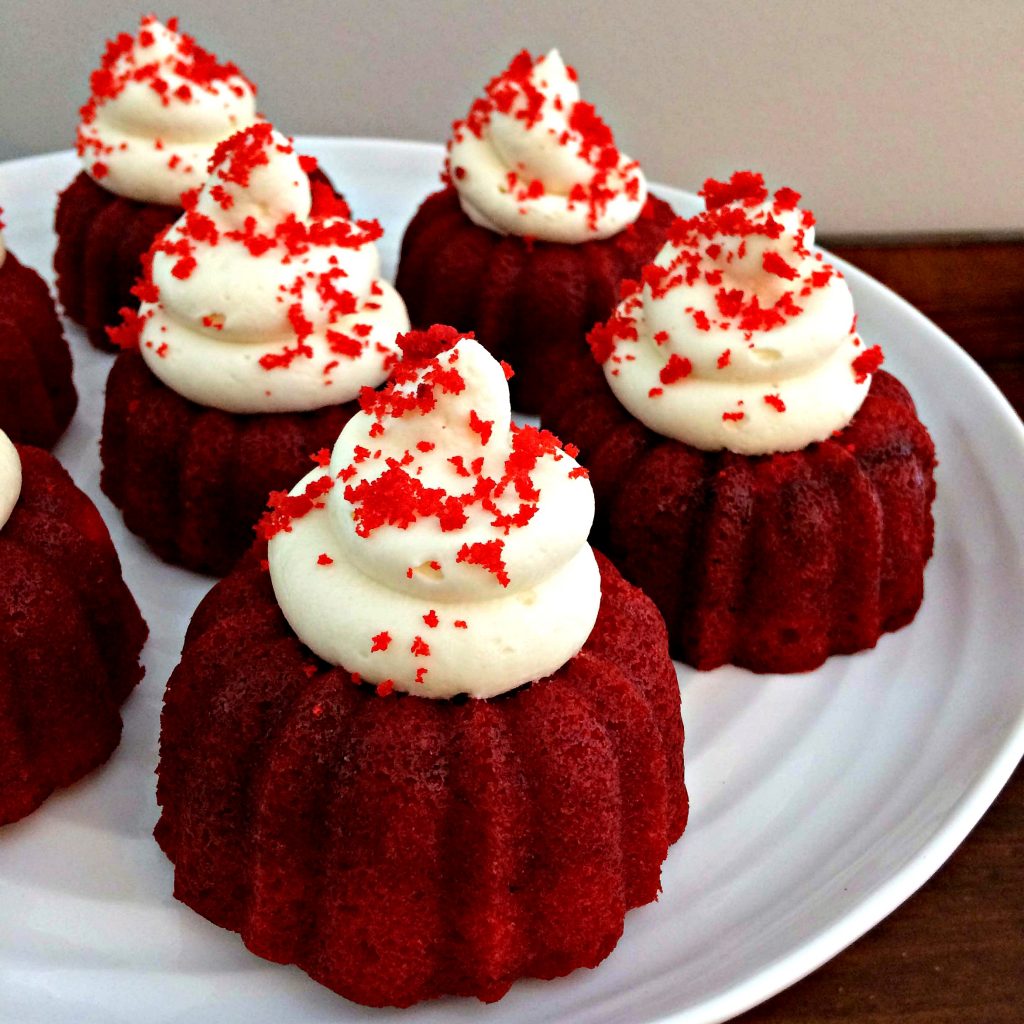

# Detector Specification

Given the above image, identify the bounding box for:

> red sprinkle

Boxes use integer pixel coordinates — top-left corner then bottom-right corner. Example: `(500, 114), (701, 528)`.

(107, 307), (145, 350)
(852, 344), (884, 383)
(370, 631), (392, 653)
(469, 409), (494, 445)
(456, 539), (510, 588)
(446, 49), (638, 231)
(256, 475), (334, 540)
(762, 251), (798, 280)
(660, 353), (693, 385)
(700, 170), (768, 210)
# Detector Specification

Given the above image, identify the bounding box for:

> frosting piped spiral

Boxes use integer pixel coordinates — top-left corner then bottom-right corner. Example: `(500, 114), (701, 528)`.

(590, 171), (883, 455)
(0, 430), (22, 531)
(115, 123), (409, 414)
(446, 49), (647, 244)
(76, 16), (259, 206)
(264, 327), (601, 699)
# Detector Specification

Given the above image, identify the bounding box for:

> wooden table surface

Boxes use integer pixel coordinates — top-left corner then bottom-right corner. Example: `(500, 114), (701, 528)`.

(734, 238), (1024, 1024)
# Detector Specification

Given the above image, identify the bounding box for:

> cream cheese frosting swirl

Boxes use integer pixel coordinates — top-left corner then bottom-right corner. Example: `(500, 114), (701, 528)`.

(446, 49), (647, 244)
(590, 171), (883, 455)
(265, 327), (601, 699)
(0, 430), (22, 531)
(76, 16), (259, 206)
(119, 123), (409, 414)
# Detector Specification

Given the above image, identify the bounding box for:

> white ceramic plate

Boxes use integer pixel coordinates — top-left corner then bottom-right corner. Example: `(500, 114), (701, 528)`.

(1, 139), (1022, 1024)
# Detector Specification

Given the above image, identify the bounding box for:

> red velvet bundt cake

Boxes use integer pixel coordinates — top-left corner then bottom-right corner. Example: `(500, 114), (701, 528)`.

(54, 15), (260, 349)
(544, 172), (937, 673)
(155, 328), (687, 1006)
(0, 432), (147, 826)
(0, 215), (77, 448)
(395, 49), (674, 414)
(100, 125), (409, 576)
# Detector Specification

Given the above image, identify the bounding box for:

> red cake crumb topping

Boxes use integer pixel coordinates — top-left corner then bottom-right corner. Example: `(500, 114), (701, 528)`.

(762, 251), (798, 280)
(77, 16), (255, 165)
(370, 631), (392, 652)
(699, 170), (768, 210)
(396, 322), (465, 363)
(110, 123), (389, 378)
(660, 354), (693, 385)
(256, 475), (334, 540)
(587, 170), (885, 419)
(446, 49), (642, 231)
(469, 409), (494, 445)
(208, 121), (274, 185)
(852, 345), (884, 383)
(107, 308), (147, 350)
(81, 17), (254, 120)
(317, 552), (333, 565)
(589, 171), (841, 360)
(336, 330), (585, 593)
(457, 540), (511, 588)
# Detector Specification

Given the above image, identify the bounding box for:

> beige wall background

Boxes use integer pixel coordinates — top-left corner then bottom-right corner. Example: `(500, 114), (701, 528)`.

(2, 0), (1021, 236)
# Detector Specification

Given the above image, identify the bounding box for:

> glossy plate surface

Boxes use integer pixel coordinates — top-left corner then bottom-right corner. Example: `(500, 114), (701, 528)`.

(1, 140), (1022, 1024)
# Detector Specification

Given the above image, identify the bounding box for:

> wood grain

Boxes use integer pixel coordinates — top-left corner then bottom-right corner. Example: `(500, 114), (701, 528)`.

(733, 238), (1024, 1024)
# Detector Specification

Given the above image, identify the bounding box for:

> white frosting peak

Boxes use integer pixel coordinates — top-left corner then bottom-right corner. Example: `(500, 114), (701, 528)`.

(0, 431), (22, 531)
(126, 124), (409, 414)
(76, 16), (259, 205)
(267, 331), (601, 699)
(447, 48), (647, 243)
(594, 172), (882, 454)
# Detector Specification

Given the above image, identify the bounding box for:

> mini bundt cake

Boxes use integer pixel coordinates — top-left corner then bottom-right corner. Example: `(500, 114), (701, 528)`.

(54, 15), (260, 349)
(0, 214), (77, 448)
(101, 124), (409, 576)
(0, 432), (147, 826)
(155, 328), (687, 1006)
(545, 172), (937, 673)
(395, 49), (674, 414)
